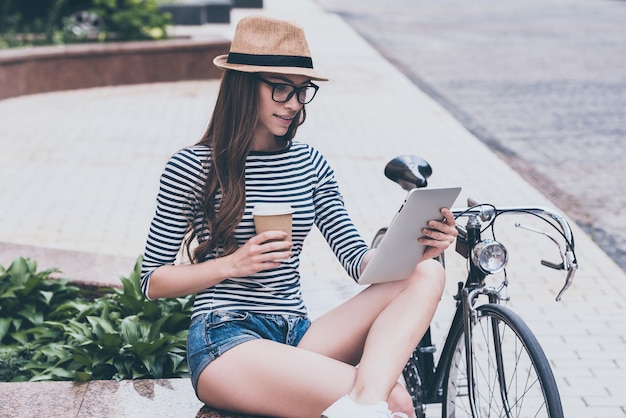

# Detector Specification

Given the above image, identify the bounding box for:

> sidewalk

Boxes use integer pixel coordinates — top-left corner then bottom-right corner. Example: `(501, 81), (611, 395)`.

(1, 0), (625, 416)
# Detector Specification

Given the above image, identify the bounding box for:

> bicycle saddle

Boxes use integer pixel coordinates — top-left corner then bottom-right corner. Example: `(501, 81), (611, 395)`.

(384, 155), (432, 191)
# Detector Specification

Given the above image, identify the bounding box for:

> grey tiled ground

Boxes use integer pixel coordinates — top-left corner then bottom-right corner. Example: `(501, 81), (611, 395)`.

(0, 0), (625, 416)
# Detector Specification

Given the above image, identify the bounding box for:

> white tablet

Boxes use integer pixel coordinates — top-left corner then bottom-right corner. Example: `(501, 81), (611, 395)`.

(358, 187), (462, 285)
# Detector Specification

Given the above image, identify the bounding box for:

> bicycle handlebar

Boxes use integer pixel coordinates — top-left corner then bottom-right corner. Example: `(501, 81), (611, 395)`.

(451, 205), (575, 245)
(451, 205), (578, 301)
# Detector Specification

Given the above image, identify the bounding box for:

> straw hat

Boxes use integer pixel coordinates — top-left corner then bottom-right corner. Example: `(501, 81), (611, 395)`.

(213, 15), (328, 81)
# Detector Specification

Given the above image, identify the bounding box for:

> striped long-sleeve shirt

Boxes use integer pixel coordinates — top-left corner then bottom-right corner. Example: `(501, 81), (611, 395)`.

(140, 141), (369, 319)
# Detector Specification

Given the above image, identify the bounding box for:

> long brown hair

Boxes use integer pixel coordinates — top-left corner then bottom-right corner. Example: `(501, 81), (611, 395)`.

(186, 70), (307, 262)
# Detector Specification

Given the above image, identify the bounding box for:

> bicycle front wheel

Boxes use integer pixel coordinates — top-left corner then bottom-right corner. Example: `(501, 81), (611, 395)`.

(442, 304), (563, 418)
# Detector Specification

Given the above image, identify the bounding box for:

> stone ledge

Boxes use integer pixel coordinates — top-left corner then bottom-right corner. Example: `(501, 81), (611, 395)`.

(0, 37), (230, 100)
(0, 242), (137, 288)
(0, 379), (259, 417)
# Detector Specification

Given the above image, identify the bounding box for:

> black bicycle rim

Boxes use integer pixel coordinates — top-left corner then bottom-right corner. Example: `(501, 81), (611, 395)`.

(442, 304), (563, 418)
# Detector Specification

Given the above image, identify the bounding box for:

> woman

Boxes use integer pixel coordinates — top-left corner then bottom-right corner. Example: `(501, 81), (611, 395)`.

(140, 15), (457, 418)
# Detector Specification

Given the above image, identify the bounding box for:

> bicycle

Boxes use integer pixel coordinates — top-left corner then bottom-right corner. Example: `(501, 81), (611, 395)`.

(374, 155), (578, 418)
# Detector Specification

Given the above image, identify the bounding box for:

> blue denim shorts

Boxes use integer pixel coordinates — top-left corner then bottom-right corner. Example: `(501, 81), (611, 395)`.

(187, 310), (311, 393)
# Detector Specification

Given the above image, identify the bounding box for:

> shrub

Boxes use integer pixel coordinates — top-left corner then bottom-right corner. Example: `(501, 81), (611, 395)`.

(0, 0), (170, 48)
(0, 256), (192, 382)
(90, 0), (170, 42)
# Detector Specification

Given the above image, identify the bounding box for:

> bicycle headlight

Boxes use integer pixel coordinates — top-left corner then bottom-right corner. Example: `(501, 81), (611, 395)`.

(472, 239), (508, 274)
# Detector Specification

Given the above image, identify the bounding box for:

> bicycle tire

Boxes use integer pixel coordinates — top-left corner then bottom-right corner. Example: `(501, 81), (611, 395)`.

(442, 304), (563, 418)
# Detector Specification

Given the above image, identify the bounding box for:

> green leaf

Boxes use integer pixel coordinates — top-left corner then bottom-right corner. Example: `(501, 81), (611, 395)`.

(142, 301), (162, 319)
(159, 312), (190, 334)
(37, 343), (68, 360)
(117, 278), (143, 313)
(147, 316), (167, 341)
(132, 339), (166, 357)
(0, 317), (10, 342)
(141, 353), (156, 372)
(75, 371), (92, 382)
(63, 343), (93, 366)
(0, 287), (17, 300)
(11, 317), (23, 333)
(101, 332), (122, 352)
(120, 316), (142, 343)
(49, 300), (87, 319)
(7, 258), (32, 284)
(92, 348), (113, 367)
(150, 357), (165, 378)
(31, 366), (73, 381)
(17, 304), (44, 325)
(10, 330), (30, 345)
(168, 352), (186, 373)
(40, 290), (54, 305)
(86, 315), (116, 337)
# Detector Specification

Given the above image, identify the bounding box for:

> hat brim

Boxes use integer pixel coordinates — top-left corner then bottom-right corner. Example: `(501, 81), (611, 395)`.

(213, 54), (329, 81)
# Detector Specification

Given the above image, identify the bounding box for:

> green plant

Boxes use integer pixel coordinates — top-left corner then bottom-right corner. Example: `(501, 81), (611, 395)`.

(0, 0), (170, 48)
(79, 0), (170, 42)
(0, 0), (82, 47)
(0, 256), (192, 382)
(0, 345), (33, 381)
(0, 257), (80, 343)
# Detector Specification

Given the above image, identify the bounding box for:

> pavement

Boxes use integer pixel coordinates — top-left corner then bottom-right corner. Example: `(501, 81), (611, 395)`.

(317, 0), (626, 271)
(1, 0), (625, 416)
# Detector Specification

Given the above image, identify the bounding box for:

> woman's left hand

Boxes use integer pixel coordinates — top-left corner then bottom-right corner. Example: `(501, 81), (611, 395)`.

(419, 208), (458, 261)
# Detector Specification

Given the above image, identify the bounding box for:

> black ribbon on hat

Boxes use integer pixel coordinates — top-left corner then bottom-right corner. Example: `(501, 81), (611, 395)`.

(227, 52), (314, 69)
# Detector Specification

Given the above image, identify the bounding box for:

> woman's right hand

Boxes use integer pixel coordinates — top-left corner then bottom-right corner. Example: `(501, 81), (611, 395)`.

(227, 231), (293, 277)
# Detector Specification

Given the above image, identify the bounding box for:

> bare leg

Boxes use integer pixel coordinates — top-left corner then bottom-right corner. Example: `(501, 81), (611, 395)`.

(195, 259), (445, 417)
(300, 259), (445, 412)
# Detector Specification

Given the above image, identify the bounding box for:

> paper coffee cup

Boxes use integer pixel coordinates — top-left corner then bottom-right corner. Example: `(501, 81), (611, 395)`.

(253, 203), (293, 242)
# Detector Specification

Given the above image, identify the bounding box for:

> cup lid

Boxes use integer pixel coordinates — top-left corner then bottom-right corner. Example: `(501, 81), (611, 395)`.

(253, 203), (294, 216)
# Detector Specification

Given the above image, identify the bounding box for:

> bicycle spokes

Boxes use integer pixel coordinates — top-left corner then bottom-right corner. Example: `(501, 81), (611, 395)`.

(444, 305), (562, 417)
